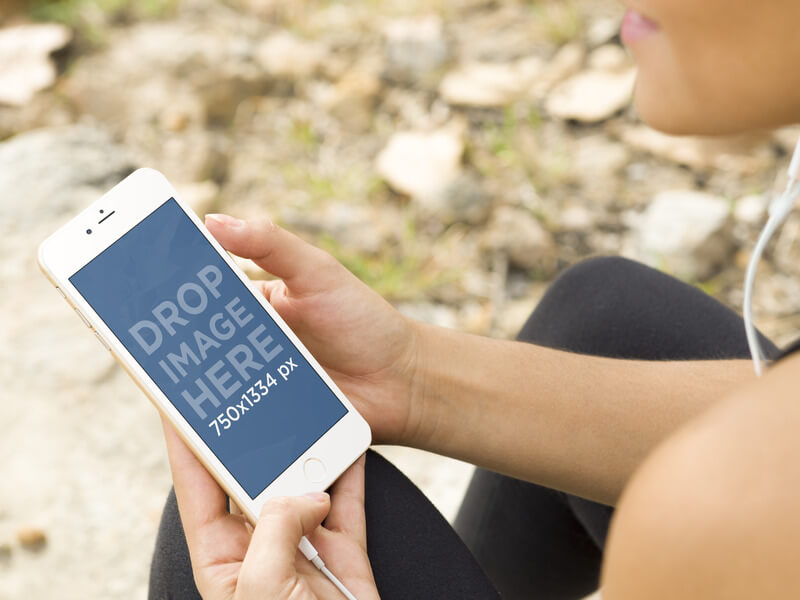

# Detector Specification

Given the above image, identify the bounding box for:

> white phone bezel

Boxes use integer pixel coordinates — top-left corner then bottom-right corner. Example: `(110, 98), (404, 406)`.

(37, 168), (371, 522)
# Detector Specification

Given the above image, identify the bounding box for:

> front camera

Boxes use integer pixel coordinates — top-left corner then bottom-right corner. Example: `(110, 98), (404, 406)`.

(86, 229), (93, 235)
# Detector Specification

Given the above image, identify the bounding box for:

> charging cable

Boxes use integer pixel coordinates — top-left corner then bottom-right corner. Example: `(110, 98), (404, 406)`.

(299, 536), (359, 600)
(743, 138), (800, 376)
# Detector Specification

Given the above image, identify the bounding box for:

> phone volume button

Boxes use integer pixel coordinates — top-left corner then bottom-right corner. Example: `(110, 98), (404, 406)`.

(73, 306), (92, 329)
(94, 331), (110, 351)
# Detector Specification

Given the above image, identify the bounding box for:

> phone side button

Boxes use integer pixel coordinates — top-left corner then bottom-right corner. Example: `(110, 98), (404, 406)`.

(94, 331), (110, 351)
(303, 458), (327, 483)
(73, 306), (92, 329)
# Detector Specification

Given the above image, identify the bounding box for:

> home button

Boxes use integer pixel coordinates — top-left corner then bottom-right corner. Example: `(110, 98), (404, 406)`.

(303, 457), (327, 483)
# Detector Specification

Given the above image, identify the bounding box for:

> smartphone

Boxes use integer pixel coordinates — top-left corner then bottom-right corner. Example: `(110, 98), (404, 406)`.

(38, 168), (371, 522)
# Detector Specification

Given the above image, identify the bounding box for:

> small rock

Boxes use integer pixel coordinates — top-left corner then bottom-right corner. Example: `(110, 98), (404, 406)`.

(528, 42), (585, 99)
(16, 526), (46, 551)
(587, 44), (631, 71)
(734, 194), (768, 225)
(423, 172), (491, 225)
(281, 203), (389, 255)
(439, 57), (543, 108)
(0, 23), (71, 107)
(483, 207), (557, 274)
(546, 67), (636, 123)
(620, 125), (773, 175)
(573, 134), (630, 178)
(632, 190), (733, 280)
(321, 70), (382, 131)
(255, 31), (325, 80)
(376, 125), (463, 199)
(0, 542), (10, 564)
(586, 17), (621, 47)
(383, 15), (450, 87)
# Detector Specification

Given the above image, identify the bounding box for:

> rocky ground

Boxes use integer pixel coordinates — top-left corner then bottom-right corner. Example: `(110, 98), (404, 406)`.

(1, 0), (800, 597)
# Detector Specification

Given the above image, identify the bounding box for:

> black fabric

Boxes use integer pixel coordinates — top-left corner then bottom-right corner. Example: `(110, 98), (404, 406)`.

(453, 256), (779, 600)
(148, 450), (500, 599)
(150, 255), (779, 600)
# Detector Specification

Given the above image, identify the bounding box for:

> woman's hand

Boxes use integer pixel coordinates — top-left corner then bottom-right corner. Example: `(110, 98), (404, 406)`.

(205, 213), (421, 445)
(162, 416), (380, 600)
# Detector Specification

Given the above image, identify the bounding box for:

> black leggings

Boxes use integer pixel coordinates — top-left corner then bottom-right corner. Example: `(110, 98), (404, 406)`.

(148, 256), (778, 600)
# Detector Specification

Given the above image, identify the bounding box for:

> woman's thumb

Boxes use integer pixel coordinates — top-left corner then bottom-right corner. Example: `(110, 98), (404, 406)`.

(245, 492), (331, 570)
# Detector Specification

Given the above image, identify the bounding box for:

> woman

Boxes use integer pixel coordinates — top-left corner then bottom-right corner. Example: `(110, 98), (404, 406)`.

(149, 1), (800, 598)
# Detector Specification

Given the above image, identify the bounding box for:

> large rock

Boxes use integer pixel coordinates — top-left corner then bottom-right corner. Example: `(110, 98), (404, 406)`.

(630, 190), (733, 280)
(546, 66), (636, 123)
(0, 126), (135, 229)
(620, 125), (774, 175)
(0, 24), (71, 107)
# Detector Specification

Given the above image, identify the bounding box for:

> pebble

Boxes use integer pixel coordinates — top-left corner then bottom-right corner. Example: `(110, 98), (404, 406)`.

(528, 42), (585, 99)
(632, 190), (733, 280)
(376, 124), (463, 199)
(439, 57), (544, 107)
(16, 526), (46, 551)
(620, 125), (773, 175)
(0, 23), (72, 107)
(483, 207), (558, 274)
(734, 194), (768, 226)
(546, 67), (636, 123)
(383, 15), (450, 87)
(255, 31), (325, 80)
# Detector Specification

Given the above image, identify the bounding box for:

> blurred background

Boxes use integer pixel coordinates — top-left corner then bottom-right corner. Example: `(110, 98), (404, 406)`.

(2, 0), (800, 597)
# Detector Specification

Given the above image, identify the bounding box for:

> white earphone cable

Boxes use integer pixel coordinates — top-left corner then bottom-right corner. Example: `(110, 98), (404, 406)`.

(743, 139), (800, 376)
(298, 535), (359, 600)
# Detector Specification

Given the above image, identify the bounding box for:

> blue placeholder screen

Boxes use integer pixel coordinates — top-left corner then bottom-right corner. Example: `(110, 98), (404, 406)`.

(70, 198), (348, 498)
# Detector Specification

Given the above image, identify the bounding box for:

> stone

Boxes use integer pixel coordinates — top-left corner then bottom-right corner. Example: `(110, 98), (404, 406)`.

(546, 67), (636, 123)
(423, 172), (491, 226)
(631, 190), (733, 280)
(0, 126), (135, 229)
(528, 42), (585, 99)
(376, 125), (463, 200)
(0, 24), (71, 107)
(281, 203), (389, 255)
(483, 207), (557, 273)
(734, 194), (768, 226)
(255, 31), (325, 80)
(16, 526), (46, 551)
(0, 542), (10, 564)
(586, 17), (621, 47)
(573, 134), (630, 179)
(383, 15), (450, 87)
(620, 125), (774, 175)
(320, 70), (382, 131)
(587, 44), (631, 71)
(439, 57), (544, 108)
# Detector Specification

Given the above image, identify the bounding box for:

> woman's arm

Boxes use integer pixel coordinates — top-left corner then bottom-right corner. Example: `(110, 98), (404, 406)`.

(206, 214), (757, 505)
(407, 322), (756, 505)
(601, 352), (800, 599)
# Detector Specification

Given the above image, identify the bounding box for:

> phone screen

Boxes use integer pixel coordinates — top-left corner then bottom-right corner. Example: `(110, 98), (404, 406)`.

(69, 198), (348, 498)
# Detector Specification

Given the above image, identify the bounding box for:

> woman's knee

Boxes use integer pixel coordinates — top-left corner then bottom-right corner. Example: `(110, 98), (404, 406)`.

(517, 256), (653, 354)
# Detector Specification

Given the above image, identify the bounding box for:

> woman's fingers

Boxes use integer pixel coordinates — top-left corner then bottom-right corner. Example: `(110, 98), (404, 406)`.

(160, 414), (250, 588)
(205, 214), (337, 294)
(241, 493), (331, 583)
(325, 455), (368, 548)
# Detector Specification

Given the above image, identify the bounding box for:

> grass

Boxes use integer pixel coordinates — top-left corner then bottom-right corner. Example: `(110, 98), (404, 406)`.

(317, 217), (458, 301)
(28, 0), (177, 44)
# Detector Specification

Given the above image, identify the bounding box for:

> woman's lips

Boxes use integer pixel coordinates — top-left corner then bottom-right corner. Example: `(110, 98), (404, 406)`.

(621, 9), (660, 44)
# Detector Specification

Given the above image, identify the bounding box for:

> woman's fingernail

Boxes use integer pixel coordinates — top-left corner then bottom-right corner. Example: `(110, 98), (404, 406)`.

(206, 213), (244, 228)
(304, 491), (329, 502)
